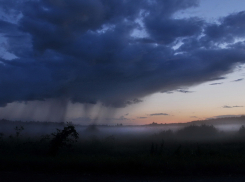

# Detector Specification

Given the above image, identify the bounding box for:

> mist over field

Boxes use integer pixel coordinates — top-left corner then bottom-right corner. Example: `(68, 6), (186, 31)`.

(1, 115), (245, 139)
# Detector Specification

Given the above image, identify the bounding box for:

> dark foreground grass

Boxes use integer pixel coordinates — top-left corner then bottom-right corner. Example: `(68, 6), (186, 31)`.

(1, 138), (245, 177)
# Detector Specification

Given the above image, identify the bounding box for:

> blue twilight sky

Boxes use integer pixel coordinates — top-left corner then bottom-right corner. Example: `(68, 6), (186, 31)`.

(0, 0), (245, 124)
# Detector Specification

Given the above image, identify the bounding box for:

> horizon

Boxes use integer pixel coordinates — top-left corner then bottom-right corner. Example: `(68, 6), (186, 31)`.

(1, 114), (245, 126)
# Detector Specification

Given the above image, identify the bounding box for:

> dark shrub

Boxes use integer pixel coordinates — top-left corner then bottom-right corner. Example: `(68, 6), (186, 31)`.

(49, 123), (79, 156)
(157, 129), (174, 139)
(238, 125), (245, 136)
(176, 125), (218, 141)
(15, 126), (24, 137)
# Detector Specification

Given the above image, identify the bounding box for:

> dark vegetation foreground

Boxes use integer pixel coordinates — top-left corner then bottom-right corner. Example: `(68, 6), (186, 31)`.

(1, 122), (245, 179)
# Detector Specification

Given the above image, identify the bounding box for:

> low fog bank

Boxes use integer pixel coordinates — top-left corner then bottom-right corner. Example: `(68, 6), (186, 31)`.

(189, 115), (245, 132)
(1, 117), (245, 142)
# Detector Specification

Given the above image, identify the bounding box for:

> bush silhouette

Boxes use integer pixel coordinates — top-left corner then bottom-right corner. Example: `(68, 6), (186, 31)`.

(157, 129), (174, 139)
(176, 125), (218, 141)
(15, 126), (24, 138)
(238, 125), (245, 136)
(49, 123), (79, 156)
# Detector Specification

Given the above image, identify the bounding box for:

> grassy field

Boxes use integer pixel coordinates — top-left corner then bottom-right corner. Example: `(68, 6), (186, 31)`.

(1, 124), (245, 178)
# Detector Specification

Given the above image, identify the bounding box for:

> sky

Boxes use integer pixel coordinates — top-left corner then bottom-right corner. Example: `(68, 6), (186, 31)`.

(0, 0), (245, 125)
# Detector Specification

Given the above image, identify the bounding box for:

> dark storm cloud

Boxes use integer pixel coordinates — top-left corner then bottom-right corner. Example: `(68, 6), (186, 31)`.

(232, 78), (244, 82)
(208, 77), (226, 81)
(209, 82), (223, 85)
(126, 99), (143, 105)
(223, 105), (233, 108)
(0, 0), (25, 14)
(1, 0), (245, 108)
(176, 89), (194, 93)
(0, 20), (18, 34)
(223, 105), (243, 108)
(144, 17), (203, 44)
(161, 91), (174, 94)
(150, 113), (169, 116)
(204, 11), (245, 43)
(138, 117), (147, 119)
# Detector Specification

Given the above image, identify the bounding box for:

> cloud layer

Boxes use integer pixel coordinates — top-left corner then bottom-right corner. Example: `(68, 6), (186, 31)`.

(223, 105), (243, 108)
(1, 0), (245, 108)
(150, 113), (169, 116)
